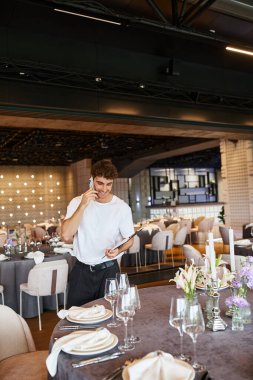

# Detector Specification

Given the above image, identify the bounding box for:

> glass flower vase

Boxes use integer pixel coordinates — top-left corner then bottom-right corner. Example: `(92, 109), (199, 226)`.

(232, 308), (244, 331)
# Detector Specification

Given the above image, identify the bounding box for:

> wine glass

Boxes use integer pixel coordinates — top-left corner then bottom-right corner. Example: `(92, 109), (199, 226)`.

(104, 278), (120, 328)
(182, 302), (206, 371)
(169, 297), (191, 362)
(116, 273), (129, 320)
(128, 285), (141, 344)
(116, 272), (129, 294)
(116, 290), (135, 351)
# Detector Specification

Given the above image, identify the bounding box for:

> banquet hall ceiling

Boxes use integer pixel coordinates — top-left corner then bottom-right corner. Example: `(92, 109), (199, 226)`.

(0, 0), (253, 174)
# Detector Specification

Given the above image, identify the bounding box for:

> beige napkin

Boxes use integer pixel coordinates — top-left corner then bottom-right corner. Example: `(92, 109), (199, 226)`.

(123, 351), (194, 380)
(57, 305), (106, 320)
(46, 328), (111, 376)
(0, 254), (9, 261)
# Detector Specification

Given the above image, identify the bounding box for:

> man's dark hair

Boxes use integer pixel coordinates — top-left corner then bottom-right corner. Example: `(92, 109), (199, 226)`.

(91, 159), (118, 179)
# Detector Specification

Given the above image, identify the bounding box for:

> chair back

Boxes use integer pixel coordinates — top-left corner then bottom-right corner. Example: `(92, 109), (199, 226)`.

(156, 219), (166, 231)
(193, 216), (205, 227)
(198, 219), (210, 233)
(174, 227), (188, 246)
(207, 217), (215, 231)
(221, 254), (246, 271)
(183, 244), (204, 265)
(0, 305), (36, 361)
(128, 235), (140, 254)
(34, 226), (47, 241)
(219, 226), (236, 245)
(151, 231), (173, 251)
(179, 219), (192, 234)
(27, 259), (68, 297)
(167, 223), (180, 235)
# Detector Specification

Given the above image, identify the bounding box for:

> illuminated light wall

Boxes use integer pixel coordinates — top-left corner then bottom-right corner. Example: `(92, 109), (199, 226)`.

(220, 139), (252, 235)
(0, 166), (74, 226)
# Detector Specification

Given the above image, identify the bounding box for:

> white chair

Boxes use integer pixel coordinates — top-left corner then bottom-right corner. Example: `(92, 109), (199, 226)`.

(221, 254), (246, 272)
(145, 230), (174, 269)
(219, 225), (236, 252)
(0, 285), (4, 305)
(20, 259), (68, 330)
(173, 227), (188, 262)
(126, 235), (141, 272)
(166, 222), (180, 236)
(183, 244), (204, 265)
(0, 304), (48, 379)
(179, 219), (192, 243)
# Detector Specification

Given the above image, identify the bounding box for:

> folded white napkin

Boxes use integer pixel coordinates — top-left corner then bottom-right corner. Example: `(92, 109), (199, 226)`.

(0, 254), (9, 261)
(53, 247), (73, 254)
(62, 243), (73, 249)
(142, 224), (161, 235)
(46, 328), (111, 376)
(56, 241), (65, 246)
(57, 305), (106, 320)
(234, 239), (251, 246)
(123, 351), (194, 380)
(25, 251), (44, 264)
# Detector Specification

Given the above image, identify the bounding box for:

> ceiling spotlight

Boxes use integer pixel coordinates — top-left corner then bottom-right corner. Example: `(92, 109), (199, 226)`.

(139, 83), (145, 89)
(209, 29), (216, 34)
(95, 77), (102, 82)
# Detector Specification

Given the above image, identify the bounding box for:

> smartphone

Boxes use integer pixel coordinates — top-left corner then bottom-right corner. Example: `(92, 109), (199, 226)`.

(88, 176), (94, 190)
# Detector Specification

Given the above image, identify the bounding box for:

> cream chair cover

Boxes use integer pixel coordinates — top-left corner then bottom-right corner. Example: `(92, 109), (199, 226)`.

(127, 235), (141, 272)
(145, 230), (174, 269)
(20, 259), (68, 330)
(0, 305), (48, 380)
(183, 244), (204, 265)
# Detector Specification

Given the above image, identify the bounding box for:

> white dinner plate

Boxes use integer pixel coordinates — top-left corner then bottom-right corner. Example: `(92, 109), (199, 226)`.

(196, 284), (229, 290)
(66, 309), (112, 324)
(62, 332), (118, 356)
(122, 357), (195, 380)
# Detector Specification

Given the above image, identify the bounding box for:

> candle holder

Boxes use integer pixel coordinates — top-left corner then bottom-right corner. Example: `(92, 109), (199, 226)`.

(206, 279), (227, 331)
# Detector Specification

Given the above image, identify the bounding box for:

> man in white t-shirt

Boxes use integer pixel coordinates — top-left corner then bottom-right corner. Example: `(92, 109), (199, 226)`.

(61, 159), (134, 307)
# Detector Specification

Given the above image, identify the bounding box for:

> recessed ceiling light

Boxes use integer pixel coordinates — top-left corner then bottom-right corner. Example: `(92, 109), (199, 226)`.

(139, 83), (145, 89)
(95, 77), (102, 82)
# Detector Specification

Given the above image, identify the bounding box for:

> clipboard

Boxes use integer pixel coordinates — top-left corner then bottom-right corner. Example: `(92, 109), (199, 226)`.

(101, 227), (143, 259)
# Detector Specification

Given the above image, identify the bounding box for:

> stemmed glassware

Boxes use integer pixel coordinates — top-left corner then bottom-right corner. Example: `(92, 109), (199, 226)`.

(104, 278), (120, 328)
(182, 302), (206, 371)
(116, 272), (129, 293)
(169, 297), (191, 362)
(128, 285), (141, 344)
(116, 273), (129, 321)
(116, 290), (135, 351)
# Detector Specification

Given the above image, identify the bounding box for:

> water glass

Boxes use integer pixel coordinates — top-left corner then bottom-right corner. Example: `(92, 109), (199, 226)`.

(182, 301), (206, 371)
(169, 297), (190, 362)
(116, 291), (135, 351)
(104, 278), (120, 328)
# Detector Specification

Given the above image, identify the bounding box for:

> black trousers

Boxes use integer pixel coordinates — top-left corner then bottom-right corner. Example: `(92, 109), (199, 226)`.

(67, 260), (120, 308)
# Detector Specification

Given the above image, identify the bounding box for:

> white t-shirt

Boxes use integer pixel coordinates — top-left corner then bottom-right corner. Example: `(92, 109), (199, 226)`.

(65, 195), (134, 265)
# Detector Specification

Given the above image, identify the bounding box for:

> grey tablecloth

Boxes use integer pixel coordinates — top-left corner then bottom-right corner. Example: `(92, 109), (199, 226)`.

(0, 251), (75, 318)
(49, 286), (253, 380)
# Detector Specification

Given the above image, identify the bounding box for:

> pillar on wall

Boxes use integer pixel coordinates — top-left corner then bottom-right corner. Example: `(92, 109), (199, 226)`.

(220, 139), (251, 235)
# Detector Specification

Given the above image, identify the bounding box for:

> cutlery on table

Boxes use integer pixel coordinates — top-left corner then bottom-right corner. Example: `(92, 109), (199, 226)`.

(59, 325), (101, 330)
(72, 351), (124, 368)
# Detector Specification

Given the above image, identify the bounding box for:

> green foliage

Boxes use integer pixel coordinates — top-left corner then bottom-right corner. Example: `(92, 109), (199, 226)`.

(218, 205), (225, 224)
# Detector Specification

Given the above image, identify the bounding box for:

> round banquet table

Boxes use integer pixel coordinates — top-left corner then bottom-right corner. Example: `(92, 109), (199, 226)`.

(49, 285), (253, 380)
(0, 249), (75, 318)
